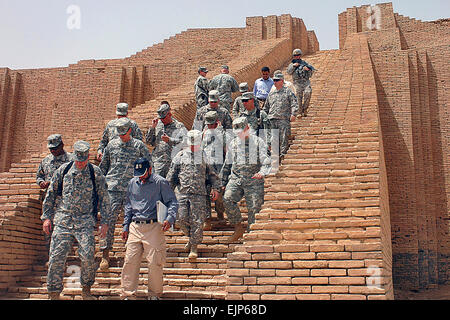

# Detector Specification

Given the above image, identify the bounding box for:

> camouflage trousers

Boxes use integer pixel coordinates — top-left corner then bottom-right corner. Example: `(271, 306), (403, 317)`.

(268, 119), (291, 157)
(223, 177), (264, 231)
(102, 190), (127, 250)
(152, 160), (171, 179)
(294, 82), (312, 113)
(47, 225), (96, 293)
(176, 193), (208, 246)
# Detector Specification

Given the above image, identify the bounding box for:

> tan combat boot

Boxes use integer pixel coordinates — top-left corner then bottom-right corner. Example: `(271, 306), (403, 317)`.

(48, 292), (60, 300)
(99, 249), (110, 270)
(188, 245), (198, 260)
(81, 286), (96, 300)
(227, 223), (245, 243)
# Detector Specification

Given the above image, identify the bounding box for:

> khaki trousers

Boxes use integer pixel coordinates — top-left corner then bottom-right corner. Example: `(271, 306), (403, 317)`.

(120, 222), (166, 299)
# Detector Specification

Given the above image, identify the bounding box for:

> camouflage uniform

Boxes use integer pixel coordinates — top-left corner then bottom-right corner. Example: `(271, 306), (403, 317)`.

(99, 119), (151, 251)
(41, 141), (111, 294)
(208, 67), (239, 112)
(263, 80), (299, 157)
(286, 56), (314, 115)
(201, 112), (232, 220)
(166, 135), (220, 247)
(97, 103), (143, 157)
(146, 117), (187, 178)
(194, 93), (233, 132)
(36, 134), (74, 257)
(221, 118), (271, 231)
(194, 68), (209, 109)
(239, 92), (264, 135)
(232, 82), (249, 119)
(97, 118), (143, 156)
(36, 152), (74, 188)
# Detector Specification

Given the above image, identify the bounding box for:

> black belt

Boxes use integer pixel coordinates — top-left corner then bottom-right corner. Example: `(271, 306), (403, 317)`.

(132, 218), (158, 224)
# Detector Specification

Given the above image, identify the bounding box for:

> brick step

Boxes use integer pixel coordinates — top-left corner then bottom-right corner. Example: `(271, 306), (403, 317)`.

(17, 271), (227, 288)
(8, 287), (226, 300)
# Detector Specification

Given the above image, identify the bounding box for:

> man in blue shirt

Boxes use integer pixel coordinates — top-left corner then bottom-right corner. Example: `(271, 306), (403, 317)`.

(120, 158), (178, 300)
(253, 66), (274, 108)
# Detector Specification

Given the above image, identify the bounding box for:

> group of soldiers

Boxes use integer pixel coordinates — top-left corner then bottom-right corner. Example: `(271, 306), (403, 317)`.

(36, 48), (314, 299)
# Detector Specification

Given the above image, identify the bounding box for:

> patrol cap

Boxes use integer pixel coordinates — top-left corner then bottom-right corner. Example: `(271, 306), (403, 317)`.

(293, 48), (303, 56)
(198, 66), (208, 73)
(186, 130), (203, 146)
(73, 140), (90, 162)
(239, 82), (249, 93)
(116, 103), (129, 116)
(241, 92), (255, 102)
(47, 134), (63, 149)
(134, 157), (151, 177)
(157, 103), (171, 119)
(209, 90), (219, 102)
(232, 117), (248, 134)
(115, 117), (132, 135)
(221, 65), (229, 70)
(204, 111), (218, 125)
(273, 72), (284, 80)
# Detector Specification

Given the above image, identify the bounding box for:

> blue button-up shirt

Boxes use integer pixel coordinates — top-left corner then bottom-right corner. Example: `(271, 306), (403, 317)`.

(253, 77), (274, 100)
(123, 173), (178, 232)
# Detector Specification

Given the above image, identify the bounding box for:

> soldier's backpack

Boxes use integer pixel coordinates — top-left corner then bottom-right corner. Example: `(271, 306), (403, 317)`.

(56, 161), (99, 221)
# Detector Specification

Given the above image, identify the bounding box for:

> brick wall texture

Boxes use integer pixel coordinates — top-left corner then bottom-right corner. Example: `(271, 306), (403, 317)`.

(0, 3), (448, 299)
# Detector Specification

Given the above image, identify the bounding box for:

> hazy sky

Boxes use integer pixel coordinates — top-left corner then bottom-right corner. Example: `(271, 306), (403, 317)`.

(0, 0), (448, 69)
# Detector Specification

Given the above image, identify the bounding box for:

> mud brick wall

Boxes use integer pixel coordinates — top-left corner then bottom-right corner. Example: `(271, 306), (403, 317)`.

(338, 1), (449, 292)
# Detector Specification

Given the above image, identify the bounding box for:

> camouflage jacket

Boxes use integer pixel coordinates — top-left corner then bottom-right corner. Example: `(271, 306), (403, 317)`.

(194, 104), (233, 131)
(36, 152), (74, 186)
(232, 96), (259, 119)
(286, 59), (314, 85)
(240, 107), (263, 133)
(41, 162), (111, 229)
(263, 86), (299, 120)
(97, 118), (143, 155)
(220, 134), (271, 185)
(208, 73), (239, 104)
(194, 75), (209, 108)
(99, 137), (151, 192)
(201, 126), (233, 173)
(166, 149), (221, 195)
(146, 119), (187, 165)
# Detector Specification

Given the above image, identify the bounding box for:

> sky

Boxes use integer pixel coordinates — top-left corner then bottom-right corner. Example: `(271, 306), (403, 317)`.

(0, 0), (448, 70)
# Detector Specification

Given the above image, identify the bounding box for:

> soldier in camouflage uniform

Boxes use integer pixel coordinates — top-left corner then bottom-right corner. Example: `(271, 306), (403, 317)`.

(263, 72), (299, 160)
(99, 117), (151, 269)
(240, 92), (264, 135)
(208, 65), (239, 112)
(231, 82), (249, 119)
(145, 104), (187, 178)
(194, 90), (233, 131)
(41, 140), (111, 300)
(166, 130), (220, 259)
(96, 103), (143, 162)
(37, 134), (73, 190)
(36, 134), (74, 264)
(221, 117), (272, 242)
(286, 49), (315, 117)
(201, 111), (232, 230)
(194, 66), (209, 109)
